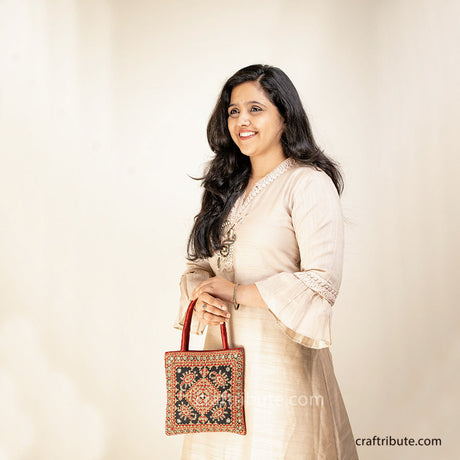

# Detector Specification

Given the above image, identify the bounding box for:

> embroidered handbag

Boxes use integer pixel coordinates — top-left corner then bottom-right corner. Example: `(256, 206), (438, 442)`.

(165, 298), (246, 435)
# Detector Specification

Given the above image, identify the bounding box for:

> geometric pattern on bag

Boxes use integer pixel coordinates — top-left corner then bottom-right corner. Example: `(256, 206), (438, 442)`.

(165, 298), (246, 435)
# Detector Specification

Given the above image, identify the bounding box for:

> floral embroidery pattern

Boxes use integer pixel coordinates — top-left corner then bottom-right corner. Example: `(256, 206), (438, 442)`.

(177, 402), (197, 423)
(209, 369), (229, 388)
(165, 349), (246, 435)
(180, 370), (196, 388)
(211, 402), (230, 422)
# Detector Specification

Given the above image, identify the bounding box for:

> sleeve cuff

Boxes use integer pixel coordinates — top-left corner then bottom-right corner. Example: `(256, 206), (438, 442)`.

(173, 271), (210, 336)
(254, 272), (333, 349)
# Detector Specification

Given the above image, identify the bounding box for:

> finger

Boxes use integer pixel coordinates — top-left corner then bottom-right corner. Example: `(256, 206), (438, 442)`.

(199, 295), (230, 319)
(202, 311), (229, 325)
(199, 293), (229, 313)
(192, 280), (213, 299)
(203, 305), (231, 321)
(196, 308), (229, 326)
(198, 304), (230, 322)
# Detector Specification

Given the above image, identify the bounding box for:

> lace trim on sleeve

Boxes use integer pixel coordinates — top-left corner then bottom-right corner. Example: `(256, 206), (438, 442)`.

(293, 271), (338, 306)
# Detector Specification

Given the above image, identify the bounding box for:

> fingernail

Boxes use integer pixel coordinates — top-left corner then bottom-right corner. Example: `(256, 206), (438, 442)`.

(226, 313), (230, 318)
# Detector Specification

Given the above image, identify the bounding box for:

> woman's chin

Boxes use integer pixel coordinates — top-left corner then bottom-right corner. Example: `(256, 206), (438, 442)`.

(238, 148), (257, 157)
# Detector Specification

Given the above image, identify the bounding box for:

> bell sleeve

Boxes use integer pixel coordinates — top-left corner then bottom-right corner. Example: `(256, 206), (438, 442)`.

(254, 169), (344, 349)
(173, 257), (215, 335)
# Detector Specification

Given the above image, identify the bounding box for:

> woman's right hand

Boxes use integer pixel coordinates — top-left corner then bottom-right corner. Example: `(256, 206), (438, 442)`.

(193, 293), (231, 326)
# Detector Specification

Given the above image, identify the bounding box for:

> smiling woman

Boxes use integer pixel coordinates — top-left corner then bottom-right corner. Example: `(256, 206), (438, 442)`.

(174, 64), (358, 460)
(227, 83), (285, 162)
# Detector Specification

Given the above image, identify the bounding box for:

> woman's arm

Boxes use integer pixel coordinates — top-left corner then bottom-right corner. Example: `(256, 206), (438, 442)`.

(174, 258), (215, 334)
(191, 275), (268, 310)
(235, 284), (268, 310)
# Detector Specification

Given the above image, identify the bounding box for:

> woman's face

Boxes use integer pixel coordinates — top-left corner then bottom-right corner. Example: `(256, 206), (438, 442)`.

(227, 81), (284, 161)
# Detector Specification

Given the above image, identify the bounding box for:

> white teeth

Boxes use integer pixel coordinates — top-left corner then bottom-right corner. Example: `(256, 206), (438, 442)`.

(240, 132), (256, 137)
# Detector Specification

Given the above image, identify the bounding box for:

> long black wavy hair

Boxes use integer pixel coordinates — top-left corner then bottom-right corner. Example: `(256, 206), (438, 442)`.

(186, 64), (344, 261)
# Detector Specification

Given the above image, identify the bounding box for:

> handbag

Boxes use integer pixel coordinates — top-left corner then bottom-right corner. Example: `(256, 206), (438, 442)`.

(165, 298), (246, 435)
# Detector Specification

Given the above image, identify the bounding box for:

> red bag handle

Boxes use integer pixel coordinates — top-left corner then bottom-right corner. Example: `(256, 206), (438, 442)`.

(181, 298), (229, 351)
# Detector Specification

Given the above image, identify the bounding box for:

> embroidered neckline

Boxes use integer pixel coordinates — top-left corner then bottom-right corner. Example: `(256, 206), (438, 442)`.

(226, 156), (297, 229)
(216, 157), (297, 272)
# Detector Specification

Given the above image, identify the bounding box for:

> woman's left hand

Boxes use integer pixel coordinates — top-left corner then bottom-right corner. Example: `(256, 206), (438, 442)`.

(191, 275), (235, 305)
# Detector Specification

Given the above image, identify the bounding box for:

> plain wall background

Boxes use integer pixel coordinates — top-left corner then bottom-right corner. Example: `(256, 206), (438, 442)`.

(0, 1), (459, 459)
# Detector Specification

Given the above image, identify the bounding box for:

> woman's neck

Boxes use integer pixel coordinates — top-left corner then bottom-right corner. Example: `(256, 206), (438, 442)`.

(249, 152), (288, 180)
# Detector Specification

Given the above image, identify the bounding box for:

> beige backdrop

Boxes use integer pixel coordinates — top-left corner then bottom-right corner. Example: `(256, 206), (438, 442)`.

(0, 1), (458, 459)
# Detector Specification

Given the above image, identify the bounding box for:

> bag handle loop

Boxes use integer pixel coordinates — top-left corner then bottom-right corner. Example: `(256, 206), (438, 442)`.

(181, 298), (229, 351)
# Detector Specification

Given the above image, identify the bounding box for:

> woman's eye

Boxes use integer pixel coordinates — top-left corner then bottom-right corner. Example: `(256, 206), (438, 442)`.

(228, 108), (239, 116)
(250, 106), (262, 112)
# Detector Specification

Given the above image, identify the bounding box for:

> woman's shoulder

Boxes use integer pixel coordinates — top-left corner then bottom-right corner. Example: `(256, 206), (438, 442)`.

(282, 162), (342, 215)
(286, 161), (337, 193)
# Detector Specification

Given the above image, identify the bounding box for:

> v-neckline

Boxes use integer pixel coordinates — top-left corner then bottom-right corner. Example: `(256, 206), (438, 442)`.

(243, 182), (256, 203)
(217, 157), (296, 271)
(241, 157), (295, 207)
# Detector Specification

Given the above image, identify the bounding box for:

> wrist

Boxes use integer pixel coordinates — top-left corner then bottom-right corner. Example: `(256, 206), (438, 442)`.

(235, 284), (268, 310)
(235, 284), (251, 307)
(233, 282), (240, 310)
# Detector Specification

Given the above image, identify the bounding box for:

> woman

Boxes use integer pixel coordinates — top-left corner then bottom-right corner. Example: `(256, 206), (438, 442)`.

(174, 64), (358, 459)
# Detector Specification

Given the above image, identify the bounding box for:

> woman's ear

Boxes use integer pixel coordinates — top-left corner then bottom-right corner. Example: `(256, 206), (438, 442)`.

(280, 116), (286, 132)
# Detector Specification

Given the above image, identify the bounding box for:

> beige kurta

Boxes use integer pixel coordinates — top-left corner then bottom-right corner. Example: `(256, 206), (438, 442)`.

(174, 157), (358, 459)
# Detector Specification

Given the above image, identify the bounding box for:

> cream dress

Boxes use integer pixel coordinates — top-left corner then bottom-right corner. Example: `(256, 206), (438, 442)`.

(174, 157), (358, 460)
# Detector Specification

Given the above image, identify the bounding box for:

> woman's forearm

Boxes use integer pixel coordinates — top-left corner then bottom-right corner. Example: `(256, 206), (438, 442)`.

(236, 284), (268, 310)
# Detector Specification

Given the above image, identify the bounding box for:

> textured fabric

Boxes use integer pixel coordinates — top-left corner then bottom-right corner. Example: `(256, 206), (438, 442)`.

(174, 158), (358, 459)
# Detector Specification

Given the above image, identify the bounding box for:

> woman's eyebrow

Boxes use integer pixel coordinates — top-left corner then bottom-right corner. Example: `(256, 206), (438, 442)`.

(228, 101), (268, 108)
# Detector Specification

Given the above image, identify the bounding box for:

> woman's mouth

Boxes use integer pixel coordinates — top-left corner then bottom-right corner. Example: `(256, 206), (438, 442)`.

(239, 131), (257, 140)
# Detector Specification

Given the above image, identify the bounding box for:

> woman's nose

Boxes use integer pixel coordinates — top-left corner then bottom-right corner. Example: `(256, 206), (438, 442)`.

(237, 110), (250, 126)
